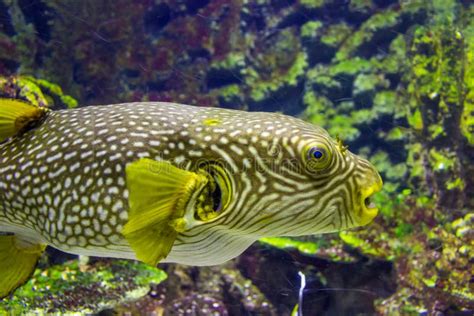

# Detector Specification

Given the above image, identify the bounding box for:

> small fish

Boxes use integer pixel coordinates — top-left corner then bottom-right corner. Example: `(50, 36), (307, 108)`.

(291, 271), (307, 316)
(0, 99), (382, 298)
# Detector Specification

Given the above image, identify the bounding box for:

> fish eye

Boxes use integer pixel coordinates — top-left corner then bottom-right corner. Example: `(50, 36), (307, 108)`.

(309, 147), (324, 159)
(304, 143), (332, 172)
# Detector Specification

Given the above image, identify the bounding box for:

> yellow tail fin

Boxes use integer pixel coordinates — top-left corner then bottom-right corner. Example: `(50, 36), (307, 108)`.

(0, 98), (46, 143)
(0, 235), (45, 299)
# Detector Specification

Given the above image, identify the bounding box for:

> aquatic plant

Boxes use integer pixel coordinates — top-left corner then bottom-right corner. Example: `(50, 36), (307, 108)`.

(403, 4), (474, 211)
(0, 258), (167, 314)
(0, 75), (77, 109)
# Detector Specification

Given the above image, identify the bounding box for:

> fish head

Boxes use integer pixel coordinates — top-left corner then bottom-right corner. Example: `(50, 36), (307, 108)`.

(284, 125), (384, 233)
(176, 111), (382, 239)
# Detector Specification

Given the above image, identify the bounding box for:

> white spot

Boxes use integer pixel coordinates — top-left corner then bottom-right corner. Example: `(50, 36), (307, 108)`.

(74, 175), (82, 184)
(72, 139), (84, 145)
(238, 138), (248, 145)
(48, 165), (67, 178)
(243, 158), (252, 169)
(112, 200), (123, 212)
(119, 211), (128, 220)
(81, 151), (93, 159)
(104, 196), (111, 205)
(93, 219), (100, 231)
(137, 152), (150, 158)
(81, 196), (89, 205)
(130, 132), (148, 138)
(96, 150), (107, 157)
(230, 145), (244, 156)
(107, 135), (117, 143)
(108, 187), (119, 194)
(188, 150), (203, 157)
(174, 155), (186, 164)
(40, 182), (51, 191)
(69, 162), (81, 172)
(84, 228), (94, 237)
(91, 192), (100, 203)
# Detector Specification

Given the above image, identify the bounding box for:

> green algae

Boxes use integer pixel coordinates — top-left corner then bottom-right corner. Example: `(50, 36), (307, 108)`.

(299, 0), (326, 10)
(249, 51), (308, 102)
(214, 84), (243, 107)
(34, 78), (78, 109)
(303, 90), (361, 141)
(211, 52), (246, 71)
(0, 259), (167, 314)
(335, 9), (401, 60)
(259, 237), (318, 254)
(339, 231), (385, 258)
(403, 2), (473, 209)
(353, 73), (390, 99)
(300, 21), (323, 39)
(376, 211), (474, 313)
(349, 0), (374, 13)
(0, 75), (78, 109)
(321, 23), (352, 47)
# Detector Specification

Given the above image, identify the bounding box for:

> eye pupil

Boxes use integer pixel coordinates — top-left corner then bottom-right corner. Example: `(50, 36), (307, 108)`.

(305, 144), (331, 173)
(313, 150), (323, 159)
(309, 147), (324, 159)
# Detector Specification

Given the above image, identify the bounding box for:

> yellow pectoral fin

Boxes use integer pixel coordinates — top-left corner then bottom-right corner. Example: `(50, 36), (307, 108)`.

(123, 158), (208, 266)
(0, 98), (46, 142)
(124, 225), (178, 266)
(0, 235), (45, 299)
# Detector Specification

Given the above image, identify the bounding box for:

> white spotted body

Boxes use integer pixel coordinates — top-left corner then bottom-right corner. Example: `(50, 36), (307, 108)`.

(0, 102), (382, 266)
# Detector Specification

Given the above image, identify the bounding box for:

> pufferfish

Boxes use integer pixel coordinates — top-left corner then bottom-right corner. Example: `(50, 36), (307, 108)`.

(0, 99), (382, 298)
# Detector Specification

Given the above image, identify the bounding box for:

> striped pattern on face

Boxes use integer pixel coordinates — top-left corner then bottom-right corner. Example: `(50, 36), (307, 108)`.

(0, 102), (381, 266)
(164, 107), (382, 265)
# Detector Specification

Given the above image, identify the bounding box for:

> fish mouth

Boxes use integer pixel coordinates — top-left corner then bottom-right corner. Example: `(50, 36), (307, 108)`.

(364, 195), (377, 210)
(358, 174), (383, 226)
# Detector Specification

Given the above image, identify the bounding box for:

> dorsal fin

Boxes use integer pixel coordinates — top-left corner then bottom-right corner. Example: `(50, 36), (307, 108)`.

(0, 98), (47, 142)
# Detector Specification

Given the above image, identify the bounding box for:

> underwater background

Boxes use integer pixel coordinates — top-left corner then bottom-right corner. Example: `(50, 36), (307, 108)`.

(0, 0), (472, 315)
